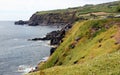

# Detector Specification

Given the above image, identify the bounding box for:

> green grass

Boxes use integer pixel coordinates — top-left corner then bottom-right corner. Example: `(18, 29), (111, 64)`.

(38, 18), (120, 69)
(27, 50), (120, 75)
(26, 18), (120, 75)
(26, 1), (120, 74)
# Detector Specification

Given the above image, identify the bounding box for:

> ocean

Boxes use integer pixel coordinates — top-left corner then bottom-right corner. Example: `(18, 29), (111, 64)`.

(0, 21), (59, 75)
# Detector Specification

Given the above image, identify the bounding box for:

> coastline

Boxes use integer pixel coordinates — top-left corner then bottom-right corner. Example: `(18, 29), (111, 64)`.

(28, 56), (49, 73)
(18, 56), (49, 74)
(26, 23), (73, 73)
(14, 9), (77, 74)
(27, 40), (58, 73)
(0, 22), (59, 75)
(14, 1), (120, 75)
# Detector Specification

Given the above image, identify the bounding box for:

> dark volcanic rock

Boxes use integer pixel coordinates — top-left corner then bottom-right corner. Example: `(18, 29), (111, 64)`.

(28, 38), (46, 41)
(50, 47), (57, 55)
(28, 12), (77, 26)
(15, 11), (78, 26)
(29, 23), (72, 46)
(15, 20), (28, 25)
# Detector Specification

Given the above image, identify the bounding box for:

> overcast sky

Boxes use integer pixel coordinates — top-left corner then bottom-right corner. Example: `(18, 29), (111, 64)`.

(0, 0), (117, 21)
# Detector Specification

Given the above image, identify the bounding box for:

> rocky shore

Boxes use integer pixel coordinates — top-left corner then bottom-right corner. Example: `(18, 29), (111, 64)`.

(28, 23), (73, 73)
(14, 10), (78, 73)
(28, 23), (72, 54)
(15, 20), (28, 25)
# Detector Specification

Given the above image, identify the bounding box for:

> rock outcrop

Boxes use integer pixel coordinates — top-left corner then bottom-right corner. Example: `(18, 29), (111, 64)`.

(28, 11), (77, 26)
(50, 47), (57, 55)
(29, 23), (72, 45)
(15, 11), (78, 26)
(15, 20), (28, 25)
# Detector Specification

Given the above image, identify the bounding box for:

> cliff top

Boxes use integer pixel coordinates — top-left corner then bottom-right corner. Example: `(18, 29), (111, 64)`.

(35, 1), (120, 16)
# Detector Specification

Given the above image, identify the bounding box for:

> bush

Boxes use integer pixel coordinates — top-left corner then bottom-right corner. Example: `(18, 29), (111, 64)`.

(116, 5), (120, 12)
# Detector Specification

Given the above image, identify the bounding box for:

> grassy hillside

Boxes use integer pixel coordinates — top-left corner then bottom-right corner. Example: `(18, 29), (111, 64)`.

(28, 50), (120, 75)
(26, 1), (120, 75)
(27, 18), (120, 75)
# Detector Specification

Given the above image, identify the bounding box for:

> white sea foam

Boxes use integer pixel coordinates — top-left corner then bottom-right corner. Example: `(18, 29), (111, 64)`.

(42, 57), (49, 61)
(42, 40), (57, 48)
(17, 57), (49, 74)
(41, 56), (49, 62)
(18, 65), (35, 74)
(43, 43), (58, 48)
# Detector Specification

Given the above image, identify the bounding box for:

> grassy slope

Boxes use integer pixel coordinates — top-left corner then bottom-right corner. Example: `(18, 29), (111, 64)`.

(27, 1), (120, 75)
(28, 50), (120, 75)
(27, 18), (120, 75)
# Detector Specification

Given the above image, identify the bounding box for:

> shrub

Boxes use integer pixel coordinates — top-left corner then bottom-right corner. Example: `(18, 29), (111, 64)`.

(116, 5), (120, 12)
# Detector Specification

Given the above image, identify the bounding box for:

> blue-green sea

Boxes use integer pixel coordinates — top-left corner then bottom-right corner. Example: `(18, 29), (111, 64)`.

(0, 21), (59, 75)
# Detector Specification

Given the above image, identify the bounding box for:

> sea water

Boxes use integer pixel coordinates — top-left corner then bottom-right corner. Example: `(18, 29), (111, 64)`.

(0, 21), (59, 75)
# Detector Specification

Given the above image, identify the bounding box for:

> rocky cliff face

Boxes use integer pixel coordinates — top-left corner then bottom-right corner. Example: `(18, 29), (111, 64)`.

(28, 12), (78, 26)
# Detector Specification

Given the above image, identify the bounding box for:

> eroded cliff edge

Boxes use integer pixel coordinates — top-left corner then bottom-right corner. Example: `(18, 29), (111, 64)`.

(28, 11), (78, 26)
(15, 11), (78, 26)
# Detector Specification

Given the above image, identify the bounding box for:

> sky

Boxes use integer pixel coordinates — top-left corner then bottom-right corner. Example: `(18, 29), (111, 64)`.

(0, 0), (117, 21)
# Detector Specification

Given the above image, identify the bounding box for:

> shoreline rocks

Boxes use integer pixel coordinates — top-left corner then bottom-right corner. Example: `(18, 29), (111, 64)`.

(50, 47), (57, 55)
(28, 23), (72, 45)
(29, 56), (49, 73)
(15, 20), (28, 25)
(18, 12), (76, 73)
(26, 22), (74, 73)
(27, 24), (73, 73)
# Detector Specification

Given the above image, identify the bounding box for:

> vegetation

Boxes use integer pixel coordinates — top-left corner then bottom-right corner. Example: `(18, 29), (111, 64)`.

(116, 5), (120, 12)
(27, 18), (120, 75)
(28, 50), (120, 75)
(27, 1), (120, 75)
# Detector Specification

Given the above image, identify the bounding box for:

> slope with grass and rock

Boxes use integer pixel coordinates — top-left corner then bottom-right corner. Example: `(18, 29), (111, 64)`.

(27, 18), (120, 75)
(26, 1), (120, 75)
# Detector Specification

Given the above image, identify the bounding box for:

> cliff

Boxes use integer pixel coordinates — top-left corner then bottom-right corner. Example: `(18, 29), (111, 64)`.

(28, 11), (78, 26)
(25, 1), (120, 75)
(27, 18), (120, 75)
(15, 1), (119, 26)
